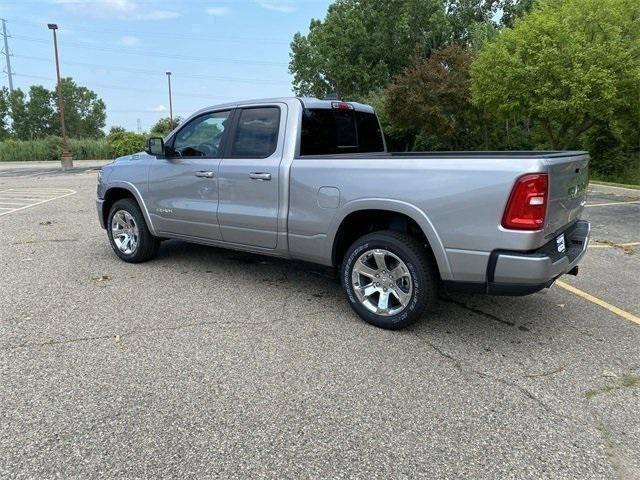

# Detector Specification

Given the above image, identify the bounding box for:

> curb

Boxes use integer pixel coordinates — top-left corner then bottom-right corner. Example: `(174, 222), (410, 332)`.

(589, 183), (640, 198)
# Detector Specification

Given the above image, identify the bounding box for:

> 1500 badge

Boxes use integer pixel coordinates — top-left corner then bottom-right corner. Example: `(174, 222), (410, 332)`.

(156, 208), (173, 214)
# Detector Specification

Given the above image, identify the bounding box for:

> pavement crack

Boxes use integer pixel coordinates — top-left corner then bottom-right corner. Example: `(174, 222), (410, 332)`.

(440, 298), (516, 327)
(412, 330), (581, 425)
(11, 238), (79, 245)
(523, 365), (567, 378)
(593, 414), (640, 479)
(4, 305), (323, 351)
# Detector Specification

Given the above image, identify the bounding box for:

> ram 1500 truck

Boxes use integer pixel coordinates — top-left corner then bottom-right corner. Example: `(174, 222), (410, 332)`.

(97, 97), (590, 329)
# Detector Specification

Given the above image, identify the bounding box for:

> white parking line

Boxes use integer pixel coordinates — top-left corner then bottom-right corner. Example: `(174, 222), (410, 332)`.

(0, 188), (77, 217)
(586, 200), (640, 208)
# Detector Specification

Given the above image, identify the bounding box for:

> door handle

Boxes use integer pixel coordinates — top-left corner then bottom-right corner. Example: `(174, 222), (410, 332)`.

(195, 171), (215, 178)
(249, 172), (271, 181)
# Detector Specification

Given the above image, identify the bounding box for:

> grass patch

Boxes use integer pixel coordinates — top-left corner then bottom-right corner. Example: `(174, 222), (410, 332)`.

(585, 374), (640, 399)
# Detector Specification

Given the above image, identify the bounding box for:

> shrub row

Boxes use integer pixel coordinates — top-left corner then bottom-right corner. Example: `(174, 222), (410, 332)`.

(0, 133), (147, 162)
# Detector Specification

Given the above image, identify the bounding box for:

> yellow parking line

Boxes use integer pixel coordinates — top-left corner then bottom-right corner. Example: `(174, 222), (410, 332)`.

(586, 200), (640, 207)
(590, 242), (640, 249)
(556, 280), (640, 325)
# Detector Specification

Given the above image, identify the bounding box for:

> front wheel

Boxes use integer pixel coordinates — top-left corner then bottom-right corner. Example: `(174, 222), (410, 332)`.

(341, 230), (437, 329)
(107, 198), (160, 263)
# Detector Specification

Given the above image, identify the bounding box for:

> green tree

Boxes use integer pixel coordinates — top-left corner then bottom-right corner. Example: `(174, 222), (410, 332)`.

(289, 0), (451, 99)
(108, 126), (126, 136)
(54, 78), (106, 138)
(499, 0), (536, 28)
(446, 0), (501, 42)
(150, 116), (181, 136)
(107, 130), (146, 157)
(25, 85), (56, 139)
(0, 87), (10, 140)
(8, 89), (29, 140)
(471, 0), (640, 150)
(385, 44), (489, 150)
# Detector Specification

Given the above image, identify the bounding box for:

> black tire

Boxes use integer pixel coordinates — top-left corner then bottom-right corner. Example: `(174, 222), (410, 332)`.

(341, 230), (437, 329)
(107, 198), (160, 263)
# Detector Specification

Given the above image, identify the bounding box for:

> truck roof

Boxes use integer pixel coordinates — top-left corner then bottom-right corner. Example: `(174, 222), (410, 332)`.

(191, 97), (375, 116)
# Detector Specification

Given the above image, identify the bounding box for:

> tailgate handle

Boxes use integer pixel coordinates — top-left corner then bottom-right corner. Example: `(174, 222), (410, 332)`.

(249, 172), (271, 181)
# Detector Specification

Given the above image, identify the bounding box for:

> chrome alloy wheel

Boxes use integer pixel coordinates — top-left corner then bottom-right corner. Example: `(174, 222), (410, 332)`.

(111, 210), (139, 255)
(351, 248), (413, 316)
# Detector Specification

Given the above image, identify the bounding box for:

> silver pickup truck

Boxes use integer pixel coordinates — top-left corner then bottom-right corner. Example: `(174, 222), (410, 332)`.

(97, 97), (590, 329)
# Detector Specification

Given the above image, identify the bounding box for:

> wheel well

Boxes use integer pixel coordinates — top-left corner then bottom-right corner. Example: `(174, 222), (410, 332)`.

(102, 188), (136, 226)
(332, 210), (437, 271)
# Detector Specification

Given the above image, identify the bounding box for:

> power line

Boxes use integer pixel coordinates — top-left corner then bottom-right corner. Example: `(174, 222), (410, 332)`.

(13, 73), (230, 101)
(1, 18), (14, 92)
(12, 34), (287, 67)
(57, 24), (291, 46)
(12, 53), (290, 86)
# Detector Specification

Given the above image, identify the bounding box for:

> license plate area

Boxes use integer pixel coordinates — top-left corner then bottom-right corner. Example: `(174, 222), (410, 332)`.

(556, 233), (566, 253)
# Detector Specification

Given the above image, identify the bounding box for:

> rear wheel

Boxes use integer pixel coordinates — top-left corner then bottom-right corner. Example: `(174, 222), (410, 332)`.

(107, 198), (160, 263)
(341, 230), (437, 329)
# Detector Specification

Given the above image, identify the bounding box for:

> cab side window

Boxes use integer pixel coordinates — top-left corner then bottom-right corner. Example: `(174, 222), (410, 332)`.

(230, 107), (280, 158)
(172, 110), (231, 158)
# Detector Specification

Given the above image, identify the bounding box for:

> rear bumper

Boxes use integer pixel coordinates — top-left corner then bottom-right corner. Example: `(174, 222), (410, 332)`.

(96, 199), (106, 229)
(445, 220), (590, 296)
(489, 220), (590, 295)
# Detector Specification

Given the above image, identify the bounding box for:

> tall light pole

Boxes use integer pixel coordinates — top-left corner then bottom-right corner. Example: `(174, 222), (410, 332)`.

(166, 71), (173, 130)
(48, 23), (72, 170)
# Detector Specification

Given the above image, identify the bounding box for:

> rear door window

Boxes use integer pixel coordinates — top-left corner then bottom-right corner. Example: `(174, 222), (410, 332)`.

(230, 107), (280, 158)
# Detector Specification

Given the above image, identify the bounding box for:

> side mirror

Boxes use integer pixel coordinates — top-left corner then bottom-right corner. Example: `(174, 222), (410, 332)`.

(146, 137), (165, 156)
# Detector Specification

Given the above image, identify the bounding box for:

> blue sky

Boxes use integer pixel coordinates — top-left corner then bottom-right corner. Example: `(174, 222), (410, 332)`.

(0, 0), (332, 131)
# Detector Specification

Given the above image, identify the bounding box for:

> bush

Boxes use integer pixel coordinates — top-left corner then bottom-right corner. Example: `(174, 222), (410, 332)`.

(0, 136), (113, 161)
(107, 131), (146, 158)
(70, 137), (111, 160)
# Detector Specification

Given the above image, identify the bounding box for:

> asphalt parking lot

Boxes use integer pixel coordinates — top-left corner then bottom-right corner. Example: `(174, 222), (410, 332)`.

(1, 162), (639, 479)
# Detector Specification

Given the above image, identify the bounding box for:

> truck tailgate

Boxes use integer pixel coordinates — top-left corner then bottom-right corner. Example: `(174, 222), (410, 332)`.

(545, 153), (589, 235)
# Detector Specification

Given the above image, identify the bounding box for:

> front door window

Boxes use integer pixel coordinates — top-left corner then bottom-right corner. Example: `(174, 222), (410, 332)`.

(172, 110), (231, 158)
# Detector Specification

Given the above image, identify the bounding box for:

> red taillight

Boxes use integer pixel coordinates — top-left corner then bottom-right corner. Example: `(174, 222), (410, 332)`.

(502, 173), (548, 230)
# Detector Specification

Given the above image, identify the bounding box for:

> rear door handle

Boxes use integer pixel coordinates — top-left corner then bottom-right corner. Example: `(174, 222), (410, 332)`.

(249, 172), (271, 181)
(195, 171), (215, 178)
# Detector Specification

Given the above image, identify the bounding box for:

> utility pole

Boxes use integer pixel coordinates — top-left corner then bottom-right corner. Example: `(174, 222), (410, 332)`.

(166, 71), (173, 130)
(48, 23), (73, 170)
(1, 18), (14, 92)
(136, 118), (142, 134)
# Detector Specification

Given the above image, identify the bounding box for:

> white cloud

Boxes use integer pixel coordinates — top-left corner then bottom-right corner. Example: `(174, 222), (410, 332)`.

(53, 0), (136, 15)
(51, 0), (180, 20)
(119, 35), (140, 46)
(137, 10), (181, 20)
(206, 6), (229, 16)
(255, 0), (296, 14)
(151, 105), (167, 112)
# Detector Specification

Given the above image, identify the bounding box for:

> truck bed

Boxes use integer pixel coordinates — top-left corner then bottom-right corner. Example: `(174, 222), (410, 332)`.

(289, 150), (589, 284)
(298, 151), (587, 159)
